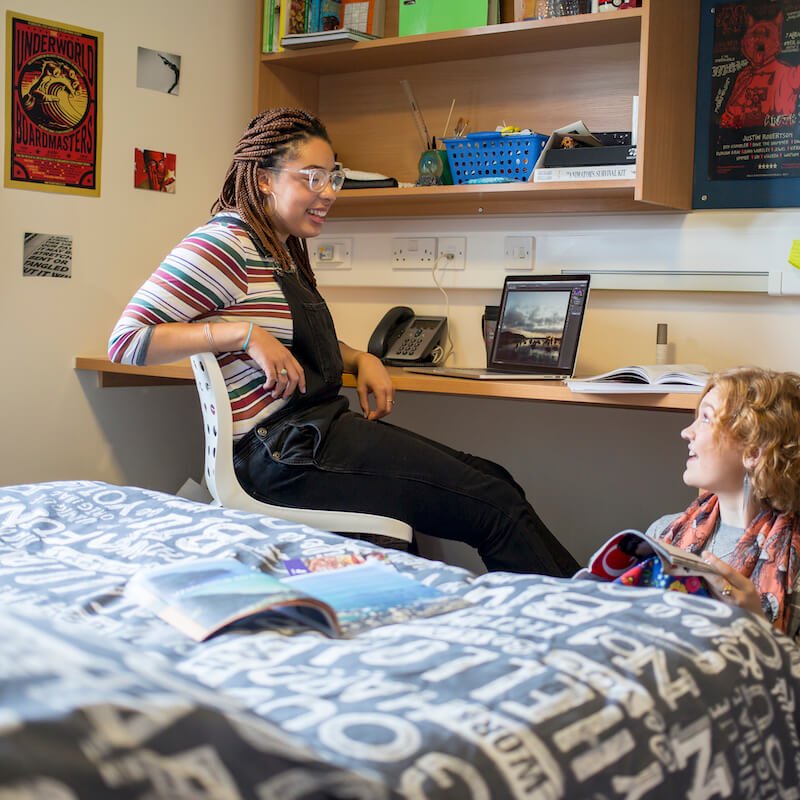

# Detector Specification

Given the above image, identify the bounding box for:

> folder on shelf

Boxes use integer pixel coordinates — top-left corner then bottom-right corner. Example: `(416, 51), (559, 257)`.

(399, 0), (498, 37)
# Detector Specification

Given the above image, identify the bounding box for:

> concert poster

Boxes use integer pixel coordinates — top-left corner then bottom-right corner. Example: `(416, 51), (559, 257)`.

(694, 0), (800, 207)
(4, 11), (103, 196)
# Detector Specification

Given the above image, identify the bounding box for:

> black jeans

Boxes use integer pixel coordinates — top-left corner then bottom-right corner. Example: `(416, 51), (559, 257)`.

(234, 396), (578, 576)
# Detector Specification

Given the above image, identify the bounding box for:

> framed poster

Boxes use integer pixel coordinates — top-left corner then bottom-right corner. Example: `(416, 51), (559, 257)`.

(5, 11), (102, 196)
(693, 0), (800, 208)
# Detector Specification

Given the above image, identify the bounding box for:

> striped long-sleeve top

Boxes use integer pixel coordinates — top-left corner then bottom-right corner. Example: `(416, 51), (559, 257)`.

(108, 215), (292, 440)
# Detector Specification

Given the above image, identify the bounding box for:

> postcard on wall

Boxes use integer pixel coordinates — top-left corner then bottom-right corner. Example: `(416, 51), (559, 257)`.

(5, 11), (102, 196)
(693, 0), (800, 208)
(23, 232), (72, 278)
(136, 46), (181, 96)
(134, 147), (176, 193)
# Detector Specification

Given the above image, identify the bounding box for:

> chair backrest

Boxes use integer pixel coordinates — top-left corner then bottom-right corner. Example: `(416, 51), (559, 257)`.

(190, 351), (412, 540)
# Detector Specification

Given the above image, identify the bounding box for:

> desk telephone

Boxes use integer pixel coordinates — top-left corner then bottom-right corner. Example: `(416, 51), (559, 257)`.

(367, 306), (447, 366)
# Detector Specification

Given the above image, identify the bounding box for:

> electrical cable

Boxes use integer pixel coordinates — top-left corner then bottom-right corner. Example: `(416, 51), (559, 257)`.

(430, 252), (455, 364)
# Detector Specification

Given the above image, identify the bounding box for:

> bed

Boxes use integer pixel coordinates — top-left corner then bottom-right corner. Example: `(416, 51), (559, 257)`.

(1, 480), (798, 799)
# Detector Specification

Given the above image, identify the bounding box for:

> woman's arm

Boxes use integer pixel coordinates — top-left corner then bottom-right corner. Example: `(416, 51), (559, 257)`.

(142, 320), (250, 364)
(339, 341), (395, 420)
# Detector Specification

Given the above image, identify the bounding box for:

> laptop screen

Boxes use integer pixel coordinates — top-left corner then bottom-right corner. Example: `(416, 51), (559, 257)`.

(488, 274), (591, 376)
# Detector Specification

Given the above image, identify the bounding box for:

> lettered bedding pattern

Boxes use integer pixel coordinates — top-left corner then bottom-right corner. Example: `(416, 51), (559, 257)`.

(0, 481), (798, 799)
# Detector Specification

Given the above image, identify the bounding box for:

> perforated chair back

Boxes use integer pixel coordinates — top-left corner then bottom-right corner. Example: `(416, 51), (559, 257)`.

(190, 351), (412, 541)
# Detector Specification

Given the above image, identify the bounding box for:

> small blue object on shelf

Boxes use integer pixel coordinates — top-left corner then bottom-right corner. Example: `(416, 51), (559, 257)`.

(441, 132), (547, 185)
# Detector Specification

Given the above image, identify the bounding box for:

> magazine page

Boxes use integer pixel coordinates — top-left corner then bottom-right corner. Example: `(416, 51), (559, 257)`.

(283, 560), (469, 635)
(566, 364), (710, 394)
(126, 558), (340, 641)
(580, 529), (720, 581)
(577, 364), (710, 384)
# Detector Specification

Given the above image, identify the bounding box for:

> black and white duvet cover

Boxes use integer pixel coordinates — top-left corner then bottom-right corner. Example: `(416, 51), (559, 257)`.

(0, 480), (798, 799)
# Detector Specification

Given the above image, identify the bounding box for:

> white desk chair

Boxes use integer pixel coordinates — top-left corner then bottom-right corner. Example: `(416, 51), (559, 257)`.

(190, 352), (413, 544)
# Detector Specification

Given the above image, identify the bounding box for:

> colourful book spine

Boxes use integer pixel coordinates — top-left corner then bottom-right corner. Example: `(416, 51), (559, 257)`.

(262, 0), (271, 52)
(278, 0), (290, 50)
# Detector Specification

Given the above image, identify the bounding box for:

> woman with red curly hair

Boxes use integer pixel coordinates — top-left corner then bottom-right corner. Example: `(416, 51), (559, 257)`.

(645, 367), (800, 641)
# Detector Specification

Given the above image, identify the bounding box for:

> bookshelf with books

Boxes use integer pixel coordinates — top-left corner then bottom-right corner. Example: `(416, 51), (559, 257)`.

(254, 0), (699, 219)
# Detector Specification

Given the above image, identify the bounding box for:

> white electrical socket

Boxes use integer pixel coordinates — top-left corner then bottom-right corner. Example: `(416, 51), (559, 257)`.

(503, 236), (535, 270)
(392, 237), (437, 269)
(437, 236), (466, 269)
(311, 238), (353, 269)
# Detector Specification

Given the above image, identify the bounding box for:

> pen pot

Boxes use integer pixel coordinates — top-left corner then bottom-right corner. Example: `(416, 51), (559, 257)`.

(417, 148), (453, 186)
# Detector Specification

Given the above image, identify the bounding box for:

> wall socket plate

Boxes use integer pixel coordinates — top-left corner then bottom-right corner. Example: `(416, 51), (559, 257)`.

(392, 237), (437, 269)
(311, 238), (353, 269)
(503, 236), (535, 270)
(437, 236), (466, 269)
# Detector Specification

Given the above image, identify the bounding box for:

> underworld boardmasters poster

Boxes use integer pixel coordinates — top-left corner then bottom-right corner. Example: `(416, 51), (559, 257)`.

(709, 0), (800, 181)
(5, 11), (102, 196)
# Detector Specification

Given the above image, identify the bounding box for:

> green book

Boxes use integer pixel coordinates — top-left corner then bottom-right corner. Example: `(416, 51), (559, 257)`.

(399, 0), (496, 36)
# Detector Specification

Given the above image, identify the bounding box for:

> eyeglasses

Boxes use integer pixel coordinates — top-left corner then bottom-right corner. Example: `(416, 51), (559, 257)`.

(268, 166), (346, 193)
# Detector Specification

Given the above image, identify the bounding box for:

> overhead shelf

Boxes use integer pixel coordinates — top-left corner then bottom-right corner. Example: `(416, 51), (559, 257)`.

(255, 1), (699, 218)
(261, 12), (644, 74)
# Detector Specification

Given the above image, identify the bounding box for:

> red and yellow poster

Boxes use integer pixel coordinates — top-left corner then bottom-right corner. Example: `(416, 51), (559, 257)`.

(5, 11), (102, 196)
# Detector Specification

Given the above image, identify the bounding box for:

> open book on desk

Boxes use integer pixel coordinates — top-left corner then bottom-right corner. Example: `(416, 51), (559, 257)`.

(566, 364), (710, 394)
(126, 556), (467, 641)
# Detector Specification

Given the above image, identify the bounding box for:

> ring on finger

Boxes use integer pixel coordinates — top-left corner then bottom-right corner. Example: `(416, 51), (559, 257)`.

(279, 368), (288, 376)
(721, 582), (733, 598)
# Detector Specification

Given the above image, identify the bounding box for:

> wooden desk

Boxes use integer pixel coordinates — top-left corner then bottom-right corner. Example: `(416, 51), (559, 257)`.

(75, 356), (697, 413)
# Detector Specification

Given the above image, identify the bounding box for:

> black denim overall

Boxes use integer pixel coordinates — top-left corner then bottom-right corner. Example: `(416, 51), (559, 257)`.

(230, 221), (578, 576)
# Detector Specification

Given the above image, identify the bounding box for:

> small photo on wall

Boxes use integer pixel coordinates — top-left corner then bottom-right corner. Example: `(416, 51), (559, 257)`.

(134, 148), (176, 193)
(136, 46), (181, 95)
(23, 233), (72, 278)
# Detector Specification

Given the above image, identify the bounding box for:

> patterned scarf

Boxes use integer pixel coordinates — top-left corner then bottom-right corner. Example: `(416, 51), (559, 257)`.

(660, 492), (800, 634)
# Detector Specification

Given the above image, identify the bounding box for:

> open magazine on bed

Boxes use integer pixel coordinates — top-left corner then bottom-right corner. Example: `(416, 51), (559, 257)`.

(126, 555), (467, 641)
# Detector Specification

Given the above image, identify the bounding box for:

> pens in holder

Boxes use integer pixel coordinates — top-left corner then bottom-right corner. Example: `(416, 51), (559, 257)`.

(401, 79), (432, 151)
(443, 98), (456, 140)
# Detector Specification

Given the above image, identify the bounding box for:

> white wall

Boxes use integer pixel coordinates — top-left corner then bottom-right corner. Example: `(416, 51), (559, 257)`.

(2, 1), (799, 570)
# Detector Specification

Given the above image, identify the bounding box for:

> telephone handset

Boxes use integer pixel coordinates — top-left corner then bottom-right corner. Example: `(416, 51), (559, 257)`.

(367, 306), (448, 365)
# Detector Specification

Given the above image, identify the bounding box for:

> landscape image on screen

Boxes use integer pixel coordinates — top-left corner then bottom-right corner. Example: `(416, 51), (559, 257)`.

(494, 290), (570, 366)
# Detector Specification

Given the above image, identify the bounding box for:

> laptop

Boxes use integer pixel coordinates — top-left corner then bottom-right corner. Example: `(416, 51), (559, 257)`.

(405, 273), (591, 380)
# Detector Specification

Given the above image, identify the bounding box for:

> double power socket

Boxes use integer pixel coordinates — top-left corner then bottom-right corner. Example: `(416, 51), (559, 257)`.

(391, 237), (466, 270)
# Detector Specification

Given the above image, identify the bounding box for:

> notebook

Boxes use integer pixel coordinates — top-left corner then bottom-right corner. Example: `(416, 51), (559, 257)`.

(405, 274), (591, 380)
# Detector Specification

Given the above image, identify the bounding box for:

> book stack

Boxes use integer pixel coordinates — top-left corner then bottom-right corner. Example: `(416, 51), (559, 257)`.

(264, 0), (385, 52)
(533, 120), (637, 183)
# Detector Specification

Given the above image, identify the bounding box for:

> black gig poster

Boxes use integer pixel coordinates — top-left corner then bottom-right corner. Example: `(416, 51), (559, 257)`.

(694, 0), (800, 207)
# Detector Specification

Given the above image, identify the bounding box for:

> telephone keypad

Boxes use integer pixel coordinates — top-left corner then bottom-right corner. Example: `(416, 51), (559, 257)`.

(385, 318), (446, 362)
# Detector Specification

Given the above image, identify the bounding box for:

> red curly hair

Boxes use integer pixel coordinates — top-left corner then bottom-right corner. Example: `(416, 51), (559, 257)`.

(702, 367), (800, 514)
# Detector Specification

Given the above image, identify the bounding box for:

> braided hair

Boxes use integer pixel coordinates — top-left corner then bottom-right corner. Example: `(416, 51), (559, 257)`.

(211, 107), (332, 287)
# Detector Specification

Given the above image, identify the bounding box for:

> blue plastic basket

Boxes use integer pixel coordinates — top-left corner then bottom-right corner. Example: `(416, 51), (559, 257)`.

(441, 131), (548, 185)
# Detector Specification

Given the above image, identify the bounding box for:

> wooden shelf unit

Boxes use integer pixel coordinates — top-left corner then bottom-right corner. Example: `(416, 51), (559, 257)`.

(254, 0), (699, 218)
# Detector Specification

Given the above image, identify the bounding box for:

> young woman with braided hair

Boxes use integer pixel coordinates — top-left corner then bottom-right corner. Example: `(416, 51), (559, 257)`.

(109, 108), (579, 576)
(644, 367), (800, 642)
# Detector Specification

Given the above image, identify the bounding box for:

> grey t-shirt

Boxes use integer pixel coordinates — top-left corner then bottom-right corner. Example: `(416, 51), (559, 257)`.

(646, 513), (799, 644)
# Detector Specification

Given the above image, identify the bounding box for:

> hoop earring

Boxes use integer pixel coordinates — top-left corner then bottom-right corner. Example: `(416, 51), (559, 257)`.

(265, 191), (276, 213)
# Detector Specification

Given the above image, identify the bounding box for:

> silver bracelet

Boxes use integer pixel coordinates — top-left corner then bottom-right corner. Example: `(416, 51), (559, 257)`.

(203, 322), (217, 353)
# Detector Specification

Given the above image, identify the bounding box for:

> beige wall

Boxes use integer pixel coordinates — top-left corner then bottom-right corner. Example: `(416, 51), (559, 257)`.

(1, 0), (256, 490)
(2, 1), (799, 569)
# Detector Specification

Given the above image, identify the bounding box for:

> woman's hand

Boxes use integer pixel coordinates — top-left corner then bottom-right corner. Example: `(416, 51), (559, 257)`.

(702, 551), (765, 620)
(246, 326), (305, 400)
(354, 352), (395, 420)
